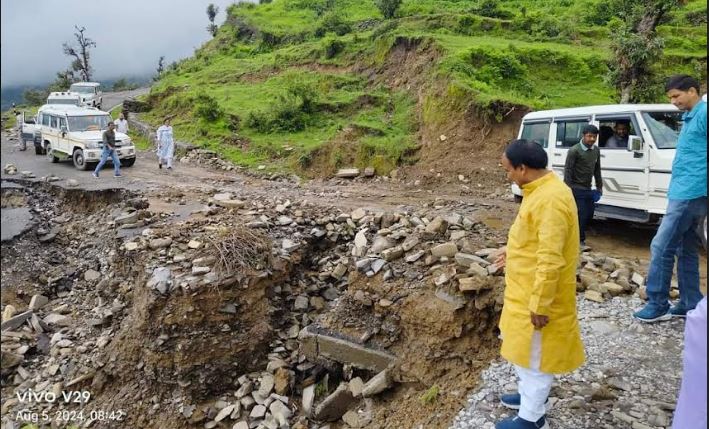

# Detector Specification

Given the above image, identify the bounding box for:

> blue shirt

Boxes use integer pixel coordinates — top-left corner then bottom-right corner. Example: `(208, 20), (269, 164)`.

(669, 100), (707, 200)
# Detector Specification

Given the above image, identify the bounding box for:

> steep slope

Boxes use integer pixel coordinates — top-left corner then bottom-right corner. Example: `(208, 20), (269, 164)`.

(139, 0), (707, 181)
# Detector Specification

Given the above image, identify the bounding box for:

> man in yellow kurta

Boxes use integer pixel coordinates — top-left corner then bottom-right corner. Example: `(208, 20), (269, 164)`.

(494, 139), (585, 429)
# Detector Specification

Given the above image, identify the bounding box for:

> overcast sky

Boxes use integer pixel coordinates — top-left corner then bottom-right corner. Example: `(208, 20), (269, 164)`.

(1, 0), (252, 87)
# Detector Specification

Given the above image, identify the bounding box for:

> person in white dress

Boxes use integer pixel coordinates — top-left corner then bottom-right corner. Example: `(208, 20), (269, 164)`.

(115, 112), (129, 134)
(156, 118), (175, 170)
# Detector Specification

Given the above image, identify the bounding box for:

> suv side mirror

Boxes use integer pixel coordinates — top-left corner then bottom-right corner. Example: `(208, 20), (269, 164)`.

(628, 136), (644, 157)
(60, 126), (68, 136)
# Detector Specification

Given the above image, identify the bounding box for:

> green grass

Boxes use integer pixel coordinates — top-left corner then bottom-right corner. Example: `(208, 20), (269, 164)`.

(143, 0), (706, 175)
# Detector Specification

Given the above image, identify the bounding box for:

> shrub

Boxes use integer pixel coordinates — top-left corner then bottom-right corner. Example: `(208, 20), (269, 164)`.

(471, 0), (514, 20)
(315, 10), (352, 37)
(375, 0), (402, 19)
(323, 36), (345, 58)
(193, 93), (223, 122)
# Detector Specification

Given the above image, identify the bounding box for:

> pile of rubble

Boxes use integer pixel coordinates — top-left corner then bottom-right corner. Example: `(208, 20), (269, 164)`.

(1, 179), (659, 429)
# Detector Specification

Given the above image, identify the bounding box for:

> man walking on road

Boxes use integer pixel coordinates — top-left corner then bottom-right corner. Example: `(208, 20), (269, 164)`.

(92, 121), (122, 178)
(495, 139), (585, 429)
(563, 124), (602, 248)
(634, 75), (707, 323)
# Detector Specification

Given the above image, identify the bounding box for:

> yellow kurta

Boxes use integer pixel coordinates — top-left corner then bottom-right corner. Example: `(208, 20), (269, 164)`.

(499, 172), (585, 374)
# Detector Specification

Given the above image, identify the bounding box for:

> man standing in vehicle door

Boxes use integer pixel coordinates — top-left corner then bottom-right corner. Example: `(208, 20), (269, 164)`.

(634, 75), (707, 323)
(563, 124), (602, 248)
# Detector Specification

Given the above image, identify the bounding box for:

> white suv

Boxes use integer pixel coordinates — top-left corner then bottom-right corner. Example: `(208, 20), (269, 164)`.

(47, 91), (81, 106)
(37, 105), (136, 170)
(69, 82), (103, 109)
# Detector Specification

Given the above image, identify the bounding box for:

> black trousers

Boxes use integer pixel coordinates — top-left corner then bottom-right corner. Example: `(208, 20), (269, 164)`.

(572, 189), (595, 242)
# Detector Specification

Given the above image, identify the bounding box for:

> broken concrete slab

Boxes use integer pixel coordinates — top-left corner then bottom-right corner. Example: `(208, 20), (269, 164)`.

(362, 369), (394, 397)
(1, 207), (33, 242)
(335, 168), (360, 178)
(313, 383), (355, 421)
(1, 310), (33, 331)
(298, 326), (396, 372)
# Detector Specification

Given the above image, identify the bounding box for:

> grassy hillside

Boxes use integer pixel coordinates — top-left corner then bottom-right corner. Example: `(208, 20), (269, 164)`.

(142, 0), (707, 176)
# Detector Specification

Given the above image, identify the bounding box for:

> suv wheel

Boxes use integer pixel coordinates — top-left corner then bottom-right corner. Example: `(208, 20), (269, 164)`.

(46, 143), (59, 163)
(121, 157), (136, 167)
(72, 149), (89, 170)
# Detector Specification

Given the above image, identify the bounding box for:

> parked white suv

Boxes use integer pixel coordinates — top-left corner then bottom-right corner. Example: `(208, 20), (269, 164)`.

(36, 105), (136, 170)
(513, 103), (707, 248)
(47, 91), (81, 106)
(69, 82), (103, 109)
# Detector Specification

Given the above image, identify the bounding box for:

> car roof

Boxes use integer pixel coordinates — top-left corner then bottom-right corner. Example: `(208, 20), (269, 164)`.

(522, 104), (679, 121)
(48, 92), (80, 97)
(70, 82), (101, 87)
(38, 104), (108, 116)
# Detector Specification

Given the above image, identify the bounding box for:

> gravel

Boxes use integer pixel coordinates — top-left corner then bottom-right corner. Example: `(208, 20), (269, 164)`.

(451, 295), (685, 429)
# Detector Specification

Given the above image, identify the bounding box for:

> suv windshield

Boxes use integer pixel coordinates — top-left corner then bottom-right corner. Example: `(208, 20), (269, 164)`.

(642, 111), (682, 149)
(70, 85), (95, 94)
(67, 115), (110, 131)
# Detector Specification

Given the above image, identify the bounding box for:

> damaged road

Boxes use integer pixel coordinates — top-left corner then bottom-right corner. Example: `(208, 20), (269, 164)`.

(1, 125), (706, 429)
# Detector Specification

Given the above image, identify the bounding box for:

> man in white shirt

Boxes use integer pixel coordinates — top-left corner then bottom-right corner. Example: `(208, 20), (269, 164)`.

(115, 112), (129, 134)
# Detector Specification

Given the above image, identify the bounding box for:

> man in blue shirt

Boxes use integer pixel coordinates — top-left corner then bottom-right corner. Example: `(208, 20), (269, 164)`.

(634, 75), (708, 322)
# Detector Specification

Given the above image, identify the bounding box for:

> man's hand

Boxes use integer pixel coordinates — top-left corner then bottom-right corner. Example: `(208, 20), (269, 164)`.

(530, 313), (549, 329)
(494, 246), (507, 268)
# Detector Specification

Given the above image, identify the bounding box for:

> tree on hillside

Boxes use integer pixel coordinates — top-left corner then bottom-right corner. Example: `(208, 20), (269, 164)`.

(62, 26), (96, 82)
(206, 4), (220, 37)
(375, 0), (402, 19)
(154, 56), (165, 81)
(607, 0), (684, 103)
(49, 70), (75, 92)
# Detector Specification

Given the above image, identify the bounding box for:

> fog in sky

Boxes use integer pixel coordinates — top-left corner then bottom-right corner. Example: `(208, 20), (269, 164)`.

(1, 0), (252, 87)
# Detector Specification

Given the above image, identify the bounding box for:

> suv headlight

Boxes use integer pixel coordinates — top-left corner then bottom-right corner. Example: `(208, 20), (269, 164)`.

(123, 138), (132, 146)
(86, 142), (100, 149)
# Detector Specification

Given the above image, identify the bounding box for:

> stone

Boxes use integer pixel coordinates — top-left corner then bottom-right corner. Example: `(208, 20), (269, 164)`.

(434, 289), (466, 310)
(125, 242), (139, 251)
(458, 277), (484, 292)
(249, 404), (267, 419)
(401, 235), (419, 252)
(370, 259), (386, 274)
(192, 266), (210, 275)
(348, 377), (365, 397)
(235, 381), (253, 398)
(298, 327), (396, 372)
(336, 168), (360, 178)
(294, 296), (309, 311)
(454, 253), (490, 268)
(147, 267), (172, 294)
(450, 230), (467, 241)
(370, 236), (395, 254)
(431, 242), (458, 258)
(216, 199), (246, 209)
(601, 282), (625, 296)
(258, 373), (275, 397)
(405, 250), (425, 263)
(215, 405), (235, 422)
(29, 295), (49, 311)
(1, 310), (33, 331)
(631, 272), (645, 286)
(43, 313), (70, 327)
(148, 237), (172, 249)
(274, 367), (291, 395)
(269, 400), (292, 426)
(2, 305), (17, 322)
(331, 264), (348, 280)
(188, 240), (202, 249)
(282, 239), (300, 252)
(302, 384), (316, 416)
(233, 422), (249, 429)
(362, 369), (393, 397)
(314, 383), (355, 421)
(212, 192), (232, 201)
(84, 269), (101, 282)
(114, 212), (140, 225)
(1, 351), (23, 369)
(425, 217), (448, 236)
(381, 246), (404, 262)
(637, 286), (648, 300)
(487, 263), (503, 276)
(467, 263), (488, 277)
(342, 410), (370, 428)
(363, 167), (375, 177)
(351, 208), (367, 221)
(589, 320), (619, 335)
(584, 290), (604, 303)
